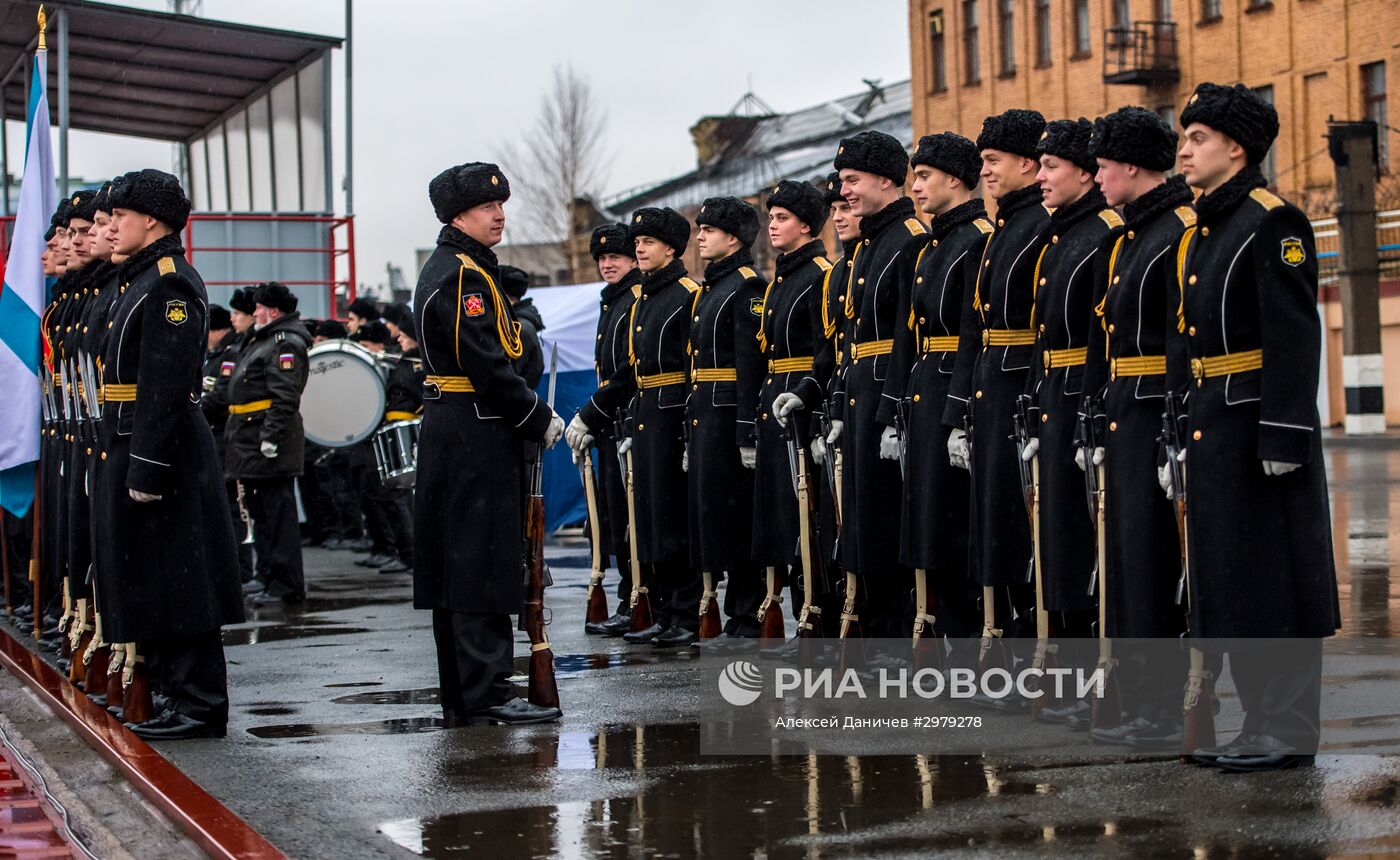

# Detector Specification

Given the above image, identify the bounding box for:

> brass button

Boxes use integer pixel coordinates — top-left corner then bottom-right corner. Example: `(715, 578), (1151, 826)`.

(1052, 235), (1059, 244)
(863, 239), (870, 246)
(975, 390), (983, 399)
(998, 219), (1005, 227)
(919, 317), (927, 325)
(1039, 324), (1046, 332)
(932, 240), (939, 247)
(767, 378), (773, 384)
(1192, 430), (1202, 441)
(1041, 413), (1048, 423)
(636, 326), (642, 332)
(1201, 227), (1210, 237)
(1112, 276), (1120, 284)
(913, 394), (921, 402)
(777, 277), (783, 283)
(693, 384), (699, 391)
(1108, 324), (1115, 333)
(849, 398), (856, 406)
(916, 277), (924, 284)
(985, 259), (991, 267)
(597, 334), (603, 340)
(694, 316), (700, 321)
(857, 278), (865, 285)
(1188, 275), (1198, 285)
(100, 451), (107, 460)
(1109, 421), (1118, 431)
(1188, 326), (1197, 336)
(761, 413), (768, 420)
(1127, 230), (1135, 240)
(638, 423), (645, 430)
(983, 303), (991, 312)
(1039, 278), (1047, 286)
(602, 304), (608, 311)
(692, 419), (699, 426)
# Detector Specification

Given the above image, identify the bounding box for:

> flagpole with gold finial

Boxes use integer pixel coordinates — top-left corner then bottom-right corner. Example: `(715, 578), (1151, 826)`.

(38, 5), (47, 51)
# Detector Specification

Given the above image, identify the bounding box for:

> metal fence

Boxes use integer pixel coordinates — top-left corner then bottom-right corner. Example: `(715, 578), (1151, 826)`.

(1311, 209), (1400, 285)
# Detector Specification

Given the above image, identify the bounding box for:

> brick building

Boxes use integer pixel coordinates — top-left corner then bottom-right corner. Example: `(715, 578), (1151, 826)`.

(906, 0), (1396, 215)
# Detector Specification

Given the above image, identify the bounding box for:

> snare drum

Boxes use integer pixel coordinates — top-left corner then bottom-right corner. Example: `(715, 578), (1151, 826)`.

(373, 419), (421, 488)
(302, 339), (387, 447)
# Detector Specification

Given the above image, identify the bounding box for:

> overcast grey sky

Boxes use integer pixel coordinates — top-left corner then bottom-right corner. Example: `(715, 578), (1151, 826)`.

(5, 0), (910, 289)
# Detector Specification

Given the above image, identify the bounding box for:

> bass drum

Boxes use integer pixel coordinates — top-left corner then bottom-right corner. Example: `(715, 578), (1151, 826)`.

(302, 339), (386, 447)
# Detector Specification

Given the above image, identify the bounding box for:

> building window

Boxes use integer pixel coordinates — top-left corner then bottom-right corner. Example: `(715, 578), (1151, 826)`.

(998, 0), (1016, 75)
(929, 10), (948, 92)
(1035, 0), (1052, 66)
(1246, 0), (1272, 9)
(1073, 0), (1092, 56)
(1200, 0), (1221, 19)
(1363, 61), (1389, 172)
(1254, 84), (1278, 185)
(1113, 0), (1131, 26)
(963, 0), (981, 83)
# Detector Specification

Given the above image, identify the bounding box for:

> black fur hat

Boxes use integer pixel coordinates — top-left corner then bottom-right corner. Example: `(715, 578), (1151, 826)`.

(356, 320), (392, 346)
(629, 207), (690, 254)
(347, 298), (378, 321)
(976, 109), (1047, 159)
(317, 319), (348, 340)
(766, 179), (828, 235)
(822, 171), (844, 206)
(833, 130), (909, 184)
(696, 196), (760, 248)
(500, 265), (531, 300)
(1179, 82), (1279, 166)
(92, 181), (114, 216)
(1037, 118), (1097, 174)
(50, 198), (72, 233)
(1089, 106), (1178, 172)
(381, 302), (411, 328)
(590, 223), (635, 260)
(107, 168), (191, 230)
(397, 314), (417, 343)
(208, 304), (232, 331)
(911, 132), (981, 188)
(228, 287), (256, 314)
(67, 189), (99, 223)
(253, 281), (298, 314)
(428, 162), (510, 224)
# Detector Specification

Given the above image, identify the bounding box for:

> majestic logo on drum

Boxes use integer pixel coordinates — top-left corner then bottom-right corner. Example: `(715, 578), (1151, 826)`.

(164, 300), (188, 325)
(463, 293), (485, 317)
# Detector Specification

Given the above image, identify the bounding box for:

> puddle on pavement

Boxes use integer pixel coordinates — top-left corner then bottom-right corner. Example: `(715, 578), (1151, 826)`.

(546, 554), (591, 569)
(248, 717), (445, 739)
(324, 681), (385, 689)
(222, 626), (372, 646)
(246, 706), (297, 716)
(380, 723), (1061, 858)
(510, 651), (697, 678)
(334, 688), (441, 706)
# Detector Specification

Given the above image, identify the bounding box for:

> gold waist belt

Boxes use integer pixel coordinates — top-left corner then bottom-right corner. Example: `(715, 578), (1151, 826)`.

(1110, 355), (1167, 379)
(691, 368), (737, 383)
(981, 328), (1036, 347)
(425, 374), (475, 393)
(1044, 347), (1088, 369)
(920, 335), (960, 353)
(637, 372), (686, 389)
(768, 357), (814, 373)
(1191, 348), (1262, 384)
(384, 411), (420, 422)
(229, 399), (272, 415)
(851, 340), (893, 360)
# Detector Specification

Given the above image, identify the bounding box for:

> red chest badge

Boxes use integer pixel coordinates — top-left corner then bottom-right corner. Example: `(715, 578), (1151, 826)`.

(463, 293), (485, 317)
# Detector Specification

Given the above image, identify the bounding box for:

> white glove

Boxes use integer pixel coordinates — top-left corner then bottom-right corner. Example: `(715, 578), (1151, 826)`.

(811, 436), (827, 466)
(260, 440), (279, 459)
(947, 428), (969, 470)
(879, 426), (900, 461)
(543, 412), (565, 449)
(1075, 446), (1105, 472)
(682, 449), (689, 472)
(772, 392), (803, 428)
(565, 415), (593, 453)
(1263, 460), (1300, 477)
(826, 419), (844, 446)
(740, 446), (757, 469)
(128, 488), (162, 503)
(617, 436), (633, 456)
(1021, 437), (1040, 463)
(1158, 464), (1174, 499)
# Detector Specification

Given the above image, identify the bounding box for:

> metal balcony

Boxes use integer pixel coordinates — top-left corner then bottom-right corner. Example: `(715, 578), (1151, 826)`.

(1103, 21), (1180, 86)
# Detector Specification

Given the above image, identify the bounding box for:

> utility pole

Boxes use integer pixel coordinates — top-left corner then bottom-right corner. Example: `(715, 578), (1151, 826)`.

(1327, 119), (1384, 435)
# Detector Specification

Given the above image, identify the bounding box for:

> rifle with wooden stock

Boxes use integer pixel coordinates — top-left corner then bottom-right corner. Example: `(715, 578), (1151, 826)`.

(520, 346), (560, 711)
(790, 419), (827, 641)
(616, 414), (653, 632)
(1014, 395), (1057, 719)
(579, 448), (610, 627)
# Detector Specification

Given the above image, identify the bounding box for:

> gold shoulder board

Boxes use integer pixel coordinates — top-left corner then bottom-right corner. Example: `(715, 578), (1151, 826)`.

(157, 257), (176, 276)
(974, 218), (994, 234)
(904, 218), (927, 236)
(1098, 210), (1125, 229)
(739, 266), (758, 280)
(1174, 205), (1197, 227)
(631, 284), (642, 299)
(1249, 187), (1284, 211)
(814, 256), (832, 272)
(680, 277), (700, 293)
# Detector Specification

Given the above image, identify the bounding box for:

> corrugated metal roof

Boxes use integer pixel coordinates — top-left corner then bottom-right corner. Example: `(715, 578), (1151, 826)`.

(606, 79), (912, 214)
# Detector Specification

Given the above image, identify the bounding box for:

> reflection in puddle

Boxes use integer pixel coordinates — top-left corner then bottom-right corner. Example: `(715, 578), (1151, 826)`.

(246, 705), (297, 716)
(249, 717), (445, 739)
(222, 625), (372, 646)
(334, 688), (441, 706)
(323, 681), (385, 689)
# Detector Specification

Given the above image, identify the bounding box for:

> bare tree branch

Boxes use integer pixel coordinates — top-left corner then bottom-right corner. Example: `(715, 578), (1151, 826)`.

(496, 65), (611, 280)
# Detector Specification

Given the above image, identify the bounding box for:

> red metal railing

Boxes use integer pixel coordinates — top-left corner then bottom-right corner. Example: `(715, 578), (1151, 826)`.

(1, 213), (355, 315)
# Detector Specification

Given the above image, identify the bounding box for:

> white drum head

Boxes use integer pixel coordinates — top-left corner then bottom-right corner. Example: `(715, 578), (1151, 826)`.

(302, 339), (386, 447)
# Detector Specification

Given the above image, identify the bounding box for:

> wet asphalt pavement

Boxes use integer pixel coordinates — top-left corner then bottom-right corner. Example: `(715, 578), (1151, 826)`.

(143, 438), (1400, 858)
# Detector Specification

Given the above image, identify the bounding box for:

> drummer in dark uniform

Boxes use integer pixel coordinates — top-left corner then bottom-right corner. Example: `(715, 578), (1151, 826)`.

(224, 282), (312, 605)
(617, 207), (699, 646)
(1173, 84), (1339, 770)
(200, 302), (254, 587)
(686, 197), (768, 644)
(566, 225), (643, 636)
(352, 320), (416, 574)
(883, 133), (989, 656)
(95, 168), (242, 739)
(413, 161), (564, 726)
